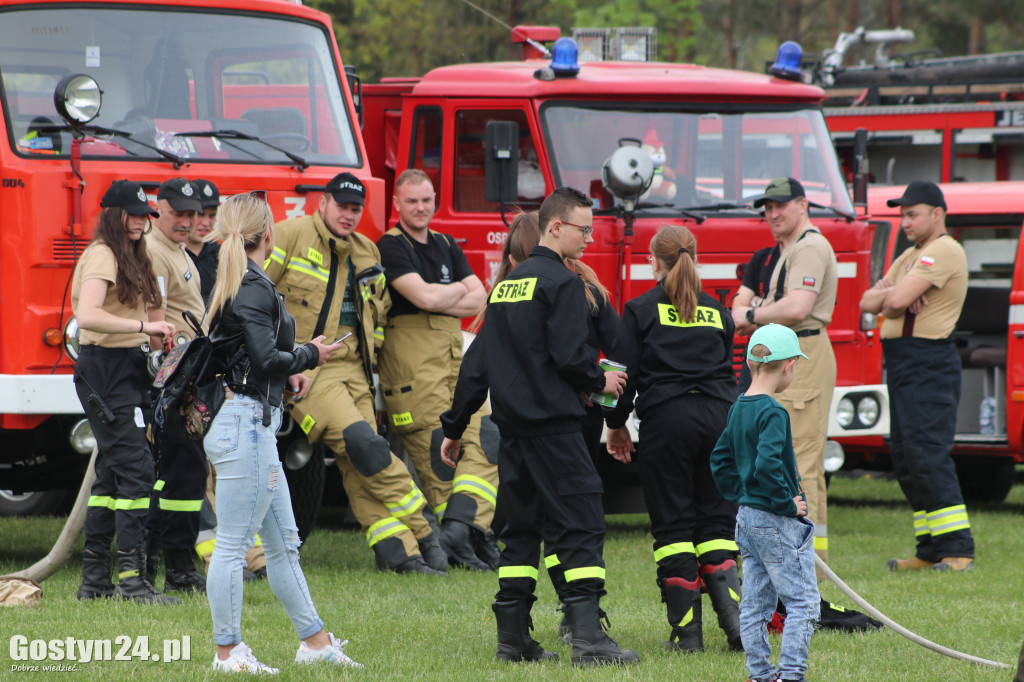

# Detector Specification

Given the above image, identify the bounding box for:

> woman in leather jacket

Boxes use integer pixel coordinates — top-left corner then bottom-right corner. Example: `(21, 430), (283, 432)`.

(201, 191), (359, 674)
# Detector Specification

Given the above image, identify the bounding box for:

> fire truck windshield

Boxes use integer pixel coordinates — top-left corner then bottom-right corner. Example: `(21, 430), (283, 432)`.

(541, 104), (853, 214)
(0, 6), (360, 167)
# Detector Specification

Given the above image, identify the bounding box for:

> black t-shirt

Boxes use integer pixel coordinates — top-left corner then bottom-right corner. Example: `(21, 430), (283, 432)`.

(741, 244), (780, 300)
(186, 241), (220, 304)
(377, 224), (474, 317)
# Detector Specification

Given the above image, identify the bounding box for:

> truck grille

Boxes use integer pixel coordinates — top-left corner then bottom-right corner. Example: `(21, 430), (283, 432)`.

(52, 239), (87, 263)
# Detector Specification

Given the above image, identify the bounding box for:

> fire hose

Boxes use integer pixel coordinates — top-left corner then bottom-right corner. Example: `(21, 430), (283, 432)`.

(815, 555), (1011, 670)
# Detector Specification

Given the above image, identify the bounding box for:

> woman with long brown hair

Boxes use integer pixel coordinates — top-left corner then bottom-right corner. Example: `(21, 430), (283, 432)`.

(72, 180), (178, 604)
(605, 223), (741, 653)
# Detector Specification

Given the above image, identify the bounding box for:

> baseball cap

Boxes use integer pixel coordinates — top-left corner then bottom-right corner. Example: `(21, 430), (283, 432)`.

(885, 180), (947, 211)
(325, 172), (366, 206)
(747, 324), (809, 363)
(192, 178), (220, 210)
(752, 177), (806, 208)
(157, 177), (202, 212)
(100, 180), (158, 217)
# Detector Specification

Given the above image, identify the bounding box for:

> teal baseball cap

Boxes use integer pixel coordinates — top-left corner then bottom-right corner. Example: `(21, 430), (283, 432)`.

(747, 324), (809, 362)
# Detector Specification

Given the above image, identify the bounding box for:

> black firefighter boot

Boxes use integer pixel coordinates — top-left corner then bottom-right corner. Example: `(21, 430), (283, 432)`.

(439, 519), (490, 571)
(373, 536), (446, 576)
(143, 532), (160, 588)
(114, 549), (181, 605)
(417, 532), (452, 573)
(470, 528), (500, 570)
(492, 600), (559, 662)
(701, 559), (744, 651)
(663, 577), (704, 652)
(77, 549), (115, 600)
(163, 548), (207, 595)
(564, 595), (640, 665)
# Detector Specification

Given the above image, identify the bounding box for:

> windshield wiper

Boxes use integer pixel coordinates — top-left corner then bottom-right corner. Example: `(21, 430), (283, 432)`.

(808, 201), (855, 221)
(177, 129), (309, 171)
(678, 202), (755, 212)
(38, 124), (187, 169)
(632, 202), (706, 224)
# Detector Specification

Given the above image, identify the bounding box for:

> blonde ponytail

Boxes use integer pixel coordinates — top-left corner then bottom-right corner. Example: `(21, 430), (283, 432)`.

(205, 192), (273, 324)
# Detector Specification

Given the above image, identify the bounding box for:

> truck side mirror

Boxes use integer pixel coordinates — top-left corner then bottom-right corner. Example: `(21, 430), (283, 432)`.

(344, 65), (363, 128)
(485, 121), (519, 204)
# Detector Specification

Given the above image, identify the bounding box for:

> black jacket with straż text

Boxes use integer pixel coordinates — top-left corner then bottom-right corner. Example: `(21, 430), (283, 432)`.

(606, 285), (737, 429)
(441, 246), (607, 440)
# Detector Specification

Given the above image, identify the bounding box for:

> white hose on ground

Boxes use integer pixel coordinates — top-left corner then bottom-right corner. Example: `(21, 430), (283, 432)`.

(2, 446), (98, 583)
(815, 554), (1010, 670)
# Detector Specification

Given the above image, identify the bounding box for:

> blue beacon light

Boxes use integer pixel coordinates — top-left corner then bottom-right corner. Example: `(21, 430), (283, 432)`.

(550, 37), (580, 78)
(769, 41), (803, 81)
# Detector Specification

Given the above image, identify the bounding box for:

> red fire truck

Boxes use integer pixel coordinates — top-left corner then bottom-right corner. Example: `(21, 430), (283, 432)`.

(854, 181), (1024, 502)
(361, 26), (885, 511)
(818, 27), (1024, 184)
(0, 0), (381, 515)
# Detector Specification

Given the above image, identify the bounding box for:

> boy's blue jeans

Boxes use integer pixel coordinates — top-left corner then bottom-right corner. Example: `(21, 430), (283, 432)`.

(735, 505), (820, 681)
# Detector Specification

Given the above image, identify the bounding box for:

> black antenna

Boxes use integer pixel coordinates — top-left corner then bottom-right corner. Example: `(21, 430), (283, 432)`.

(455, 0), (552, 59)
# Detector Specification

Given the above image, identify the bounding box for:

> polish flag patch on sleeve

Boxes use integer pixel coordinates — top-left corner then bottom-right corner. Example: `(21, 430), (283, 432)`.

(802, 276), (816, 287)
(920, 256), (935, 267)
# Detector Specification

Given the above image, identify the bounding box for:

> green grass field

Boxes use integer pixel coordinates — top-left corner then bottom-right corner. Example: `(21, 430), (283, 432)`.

(1, 472), (1022, 681)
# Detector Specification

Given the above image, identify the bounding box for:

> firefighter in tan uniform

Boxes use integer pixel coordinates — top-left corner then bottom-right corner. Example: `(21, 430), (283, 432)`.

(733, 177), (837, 567)
(376, 169), (498, 572)
(266, 172), (447, 575)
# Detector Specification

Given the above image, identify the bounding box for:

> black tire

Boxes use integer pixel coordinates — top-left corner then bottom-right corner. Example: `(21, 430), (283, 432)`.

(0, 489), (70, 516)
(953, 455), (1016, 504)
(282, 444), (325, 543)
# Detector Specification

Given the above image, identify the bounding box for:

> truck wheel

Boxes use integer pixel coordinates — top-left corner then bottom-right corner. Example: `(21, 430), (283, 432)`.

(0, 489), (70, 517)
(282, 444), (325, 543)
(953, 456), (1015, 504)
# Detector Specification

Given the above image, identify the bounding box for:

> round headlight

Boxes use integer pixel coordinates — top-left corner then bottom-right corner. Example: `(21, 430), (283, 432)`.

(824, 440), (845, 473)
(69, 419), (96, 455)
(836, 397), (855, 428)
(63, 316), (81, 362)
(54, 74), (102, 125)
(857, 396), (880, 428)
(283, 438), (315, 470)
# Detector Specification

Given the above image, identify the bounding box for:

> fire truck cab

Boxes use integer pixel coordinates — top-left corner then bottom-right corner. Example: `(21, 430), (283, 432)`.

(362, 27), (881, 511)
(0, 0), (380, 515)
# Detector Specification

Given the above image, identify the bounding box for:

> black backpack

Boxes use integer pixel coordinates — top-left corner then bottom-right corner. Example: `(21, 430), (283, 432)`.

(152, 311), (238, 440)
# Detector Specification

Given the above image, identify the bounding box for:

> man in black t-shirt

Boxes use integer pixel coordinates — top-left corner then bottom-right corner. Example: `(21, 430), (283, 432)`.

(376, 169), (497, 572)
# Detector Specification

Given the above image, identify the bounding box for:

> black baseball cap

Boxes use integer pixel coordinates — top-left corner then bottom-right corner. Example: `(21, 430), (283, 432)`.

(157, 177), (202, 212)
(100, 180), (158, 217)
(325, 172), (366, 206)
(886, 180), (947, 211)
(192, 178), (220, 210)
(752, 177), (806, 208)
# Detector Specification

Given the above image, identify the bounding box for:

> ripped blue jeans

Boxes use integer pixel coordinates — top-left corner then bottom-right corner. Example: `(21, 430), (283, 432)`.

(205, 396), (324, 646)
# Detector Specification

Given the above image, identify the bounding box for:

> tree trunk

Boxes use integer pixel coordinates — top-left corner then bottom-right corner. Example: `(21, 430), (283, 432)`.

(782, 0), (803, 43)
(969, 14), (985, 55)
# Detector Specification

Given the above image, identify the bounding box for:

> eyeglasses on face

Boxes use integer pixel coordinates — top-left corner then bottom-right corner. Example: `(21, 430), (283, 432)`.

(560, 220), (594, 237)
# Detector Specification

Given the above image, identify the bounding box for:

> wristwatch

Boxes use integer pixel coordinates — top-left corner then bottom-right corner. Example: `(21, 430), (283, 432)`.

(746, 307), (756, 325)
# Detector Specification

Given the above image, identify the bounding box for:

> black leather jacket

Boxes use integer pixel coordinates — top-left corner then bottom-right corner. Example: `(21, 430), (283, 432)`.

(209, 260), (318, 410)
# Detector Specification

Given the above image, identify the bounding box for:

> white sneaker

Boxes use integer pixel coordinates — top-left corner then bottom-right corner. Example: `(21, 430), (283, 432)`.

(211, 642), (279, 675)
(294, 632), (364, 668)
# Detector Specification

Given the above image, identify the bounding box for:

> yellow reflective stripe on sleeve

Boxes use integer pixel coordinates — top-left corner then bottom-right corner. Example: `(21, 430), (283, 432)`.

(158, 498), (203, 512)
(365, 517), (406, 547)
(564, 566), (606, 582)
(489, 277), (537, 303)
(374, 326), (385, 342)
(385, 485), (426, 518)
(87, 495), (115, 509)
(195, 539), (217, 557)
(269, 246), (286, 266)
(913, 510), (928, 537)
(654, 542), (695, 563)
(657, 304), (725, 328)
(928, 505), (971, 536)
(433, 503), (447, 520)
(300, 414), (316, 435)
(498, 565), (539, 580)
(392, 412), (413, 427)
(113, 497), (150, 511)
(452, 474), (498, 506)
(544, 554), (561, 569)
(153, 479), (166, 492)
(694, 539), (738, 556)
(286, 257), (330, 283)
